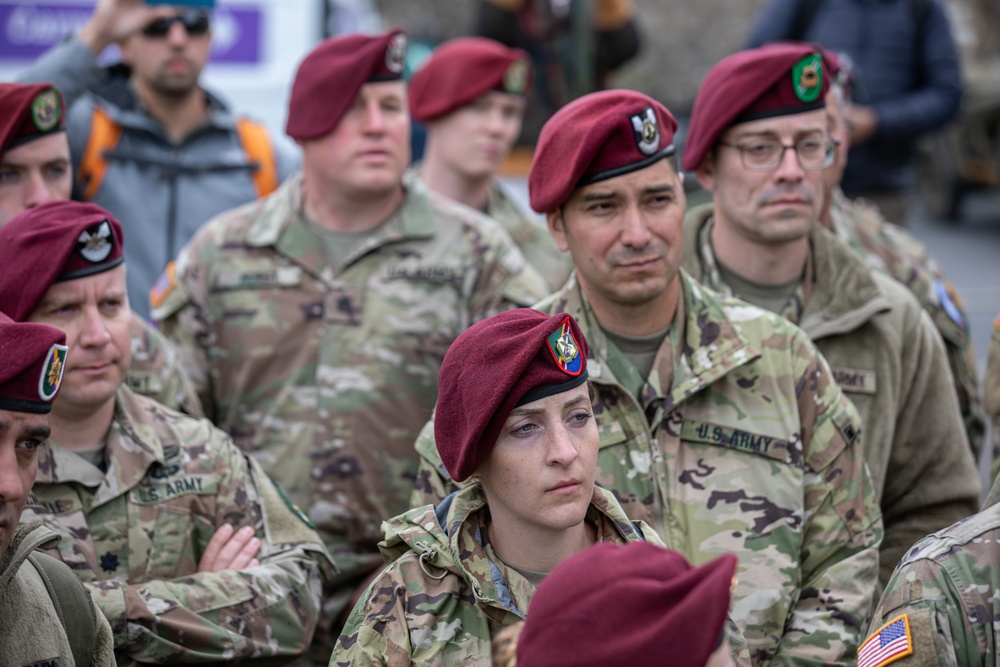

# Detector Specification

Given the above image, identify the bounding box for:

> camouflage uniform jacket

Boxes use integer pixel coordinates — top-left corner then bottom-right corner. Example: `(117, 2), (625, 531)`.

(683, 206), (980, 588)
(986, 314), (1000, 480)
(333, 484), (671, 666)
(829, 188), (985, 462)
(152, 172), (548, 593)
(866, 475), (1000, 666)
(406, 166), (572, 292)
(411, 270), (883, 666)
(127, 313), (203, 417)
(0, 522), (115, 667)
(20, 386), (335, 664)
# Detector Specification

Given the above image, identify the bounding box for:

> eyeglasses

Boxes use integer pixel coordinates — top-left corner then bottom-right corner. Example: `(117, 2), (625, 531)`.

(140, 12), (210, 38)
(718, 137), (836, 172)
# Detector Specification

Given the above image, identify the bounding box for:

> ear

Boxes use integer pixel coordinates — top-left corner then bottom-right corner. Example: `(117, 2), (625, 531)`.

(546, 208), (570, 253)
(694, 153), (718, 193)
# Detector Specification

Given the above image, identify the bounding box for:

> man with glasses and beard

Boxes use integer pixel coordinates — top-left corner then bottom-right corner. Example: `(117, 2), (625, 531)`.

(18, 0), (299, 320)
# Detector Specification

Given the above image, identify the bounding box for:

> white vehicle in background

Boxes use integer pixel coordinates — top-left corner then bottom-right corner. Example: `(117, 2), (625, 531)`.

(0, 0), (382, 141)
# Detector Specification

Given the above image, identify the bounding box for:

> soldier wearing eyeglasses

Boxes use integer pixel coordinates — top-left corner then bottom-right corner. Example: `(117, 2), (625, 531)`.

(17, 0), (299, 320)
(681, 43), (979, 592)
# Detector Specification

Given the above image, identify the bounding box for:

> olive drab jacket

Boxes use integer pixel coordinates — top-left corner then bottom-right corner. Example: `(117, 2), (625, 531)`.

(683, 206), (980, 588)
(411, 270), (883, 665)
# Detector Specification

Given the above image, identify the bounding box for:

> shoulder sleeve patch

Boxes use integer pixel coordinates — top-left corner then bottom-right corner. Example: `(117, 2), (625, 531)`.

(858, 614), (913, 667)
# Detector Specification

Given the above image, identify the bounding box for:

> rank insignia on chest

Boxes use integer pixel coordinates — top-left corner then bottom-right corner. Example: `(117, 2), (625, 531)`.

(100, 551), (120, 573)
(546, 317), (583, 376)
(38, 344), (68, 401)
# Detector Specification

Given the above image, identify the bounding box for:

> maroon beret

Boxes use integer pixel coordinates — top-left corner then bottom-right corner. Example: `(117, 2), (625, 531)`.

(517, 543), (738, 667)
(0, 201), (124, 322)
(286, 28), (407, 140)
(529, 89), (678, 213)
(435, 309), (589, 482)
(408, 37), (531, 122)
(682, 42), (832, 172)
(0, 83), (64, 157)
(0, 311), (67, 414)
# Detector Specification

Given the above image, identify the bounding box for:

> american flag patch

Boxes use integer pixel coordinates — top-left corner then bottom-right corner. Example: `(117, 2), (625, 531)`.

(858, 615), (913, 667)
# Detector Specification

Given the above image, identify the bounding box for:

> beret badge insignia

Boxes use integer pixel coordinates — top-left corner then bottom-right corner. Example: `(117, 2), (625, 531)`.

(546, 317), (583, 377)
(631, 107), (659, 156)
(77, 220), (114, 264)
(503, 59), (529, 94)
(39, 343), (68, 401)
(793, 54), (823, 103)
(386, 33), (407, 74)
(31, 89), (61, 132)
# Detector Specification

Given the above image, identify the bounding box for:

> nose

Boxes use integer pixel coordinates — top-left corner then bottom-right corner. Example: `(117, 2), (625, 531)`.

(361, 103), (387, 135)
(78, 305), (112, 349)
(23, 170), (56, 209)
(546, 422), (580, 468)
(166, 19), (189, 46)
(619, 203), (653, 249)
(0, 443), (28, 505)
(774, 144), (806, 182)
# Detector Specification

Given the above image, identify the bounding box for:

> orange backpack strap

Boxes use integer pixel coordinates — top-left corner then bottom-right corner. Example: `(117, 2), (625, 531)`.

(78, 106), (122, 201)
(236, 117), (278, 198)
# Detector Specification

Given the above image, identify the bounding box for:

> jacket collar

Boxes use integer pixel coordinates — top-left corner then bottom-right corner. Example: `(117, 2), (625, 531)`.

(0, 522), (61, 586)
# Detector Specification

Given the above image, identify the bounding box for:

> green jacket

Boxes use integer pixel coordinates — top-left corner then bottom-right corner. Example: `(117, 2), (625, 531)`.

(333, 484), (668, 666)
(411, 270), (882, 665)
(683, 206), (980, 588)
(0, 522), (115, 667)
(22, 386), (335, 664)
(828, 188), (984, 464)
(867, 476), (1000, 666)
(126, 313), (203, 418)
(986, 314), (1000, 480)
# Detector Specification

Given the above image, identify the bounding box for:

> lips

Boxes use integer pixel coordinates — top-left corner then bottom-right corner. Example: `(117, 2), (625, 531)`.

(546, 478), (581, 493)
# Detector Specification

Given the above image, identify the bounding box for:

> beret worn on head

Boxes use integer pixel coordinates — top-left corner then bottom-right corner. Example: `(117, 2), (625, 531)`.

(0, 311), (67, 414)
(0, 201), (124, 322)
(408, 37), (531, 122)
(517, 543), (738, 667)
(435, 309), (589, 482)
(0, 83), (64, 156)
(682, 42), (833, 172)
(528, 89), (678, 213)
(286, 28), (407, 141)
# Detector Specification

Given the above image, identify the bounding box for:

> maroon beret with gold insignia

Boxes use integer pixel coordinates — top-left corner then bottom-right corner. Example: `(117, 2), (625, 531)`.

(0, 311), (67, 414)
(682, 42), (833, 172)
(0, 83), (64, 157)
(435, 309), (589, 482)
(517, 543), (738, 667)
(408, 37), (532, 122)
(286, 28), (407, 141)
(0, 201), (124, 322)
(528, 89), (677, 213)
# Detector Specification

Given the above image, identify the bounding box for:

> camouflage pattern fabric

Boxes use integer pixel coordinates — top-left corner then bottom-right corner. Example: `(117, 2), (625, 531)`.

(331, 483), (750, 666)
(406, 166), (572, 292)
(987, 313), (1000, 480)
(829, 188), (985, 463)
(684, 207), (980, 589)
(20, 386), (336, 664)
(153, 173), (548, 623)
(411, 270), (883, 665)
(126, 313), (203, 417)
(867, 475), (1000, 666)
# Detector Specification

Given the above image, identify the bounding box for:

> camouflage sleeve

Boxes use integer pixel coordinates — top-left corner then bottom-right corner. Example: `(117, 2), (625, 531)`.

(867, 558), (974, 667)
(985, 315), (1000, 418)
(87, 435), (335, 663)
(151, 236), (219, 423)
(127, 314), (205, 418)
(329, 567), (415, 667)
(877, 310), (979, 586)
(467, 223), (550, 322)
(774, 339), (884, 664)
(409, 416), (462, 508)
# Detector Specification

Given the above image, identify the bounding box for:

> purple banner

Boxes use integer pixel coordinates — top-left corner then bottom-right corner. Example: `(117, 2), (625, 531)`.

(0, 2), (262, 64)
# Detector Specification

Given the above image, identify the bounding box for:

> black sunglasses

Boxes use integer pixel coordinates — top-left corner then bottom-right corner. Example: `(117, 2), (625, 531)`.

(140, 12), (210, 38)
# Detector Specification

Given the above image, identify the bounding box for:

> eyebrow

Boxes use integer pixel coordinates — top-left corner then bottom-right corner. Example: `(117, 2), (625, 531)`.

(506, 393), (590, 418)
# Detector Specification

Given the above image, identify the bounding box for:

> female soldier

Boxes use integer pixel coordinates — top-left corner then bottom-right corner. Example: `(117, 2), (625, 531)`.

(330, 309), (669, 665)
